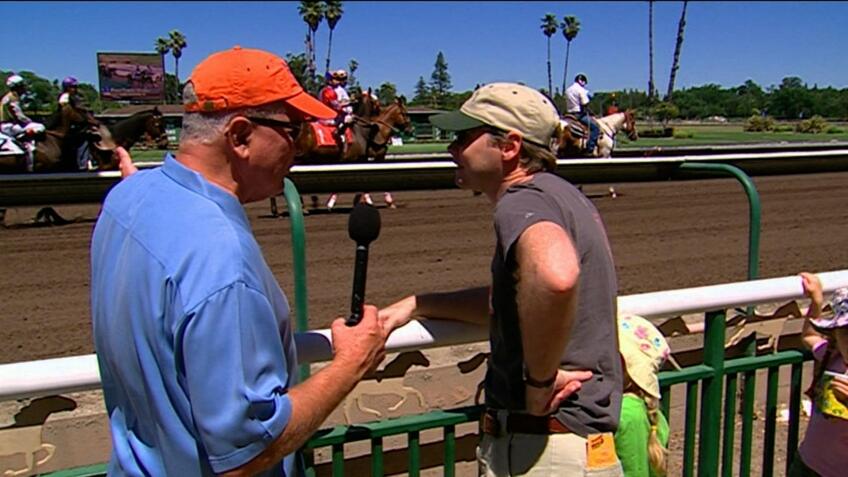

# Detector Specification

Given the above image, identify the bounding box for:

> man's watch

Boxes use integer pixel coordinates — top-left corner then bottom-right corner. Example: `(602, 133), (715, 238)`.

(523, 364), (557, 389)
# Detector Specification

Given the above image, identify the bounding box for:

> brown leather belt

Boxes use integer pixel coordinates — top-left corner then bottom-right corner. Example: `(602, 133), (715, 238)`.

(481, 409), (571, 436)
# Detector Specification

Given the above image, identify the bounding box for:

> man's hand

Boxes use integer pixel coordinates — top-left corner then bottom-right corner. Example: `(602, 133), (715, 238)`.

(525, 369), (593, 416)
(378, 295), (417, 334)
(331, 305), (387, 378)
(800, 272), (824, 310)
(832, 374), (848, 406)
(115, 146), (138, 178)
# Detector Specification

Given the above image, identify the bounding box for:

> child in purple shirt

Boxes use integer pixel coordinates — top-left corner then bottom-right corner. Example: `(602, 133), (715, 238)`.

(790, 273), (848, 477)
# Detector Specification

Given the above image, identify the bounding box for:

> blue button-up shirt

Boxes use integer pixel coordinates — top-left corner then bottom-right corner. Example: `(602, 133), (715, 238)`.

(91, 155), (299, 476)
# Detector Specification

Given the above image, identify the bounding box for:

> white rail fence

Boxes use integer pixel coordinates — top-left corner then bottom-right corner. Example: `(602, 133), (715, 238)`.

(3, 150), (848, 207)
(2, 270), (847, 402)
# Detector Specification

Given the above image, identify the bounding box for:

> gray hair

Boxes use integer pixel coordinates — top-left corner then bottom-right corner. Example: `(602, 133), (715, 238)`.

(180, 82), (289, 145)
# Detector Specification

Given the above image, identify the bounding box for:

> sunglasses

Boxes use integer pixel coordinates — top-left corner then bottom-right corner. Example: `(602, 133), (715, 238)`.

(447, 127), (505, 155)
(246, 116), (302, 138)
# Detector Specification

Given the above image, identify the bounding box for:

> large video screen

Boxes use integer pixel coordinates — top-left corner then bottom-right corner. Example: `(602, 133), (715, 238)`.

(97, 52), (165, 102)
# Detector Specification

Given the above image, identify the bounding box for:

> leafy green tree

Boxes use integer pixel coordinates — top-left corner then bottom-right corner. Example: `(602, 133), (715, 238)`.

(412, 76), (430, 105)
(299, 1), (325, 78)
(651, 101), (679, 127)
(323, 0), (343, 73)
(769, 76), (812, 119)
(347, 58), (360, 92)
(666, 1), (688, 100)
(429, 52), (452, 108)
(560, 15), (580, 95)
(540, 14), (558, 96)
(377, 82), (397, 104)
(17, 71), (58, 114)
(285, 52), (322, 95)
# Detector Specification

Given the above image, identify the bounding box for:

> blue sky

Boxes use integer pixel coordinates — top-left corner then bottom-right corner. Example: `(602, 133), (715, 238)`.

(3, 1), (847, 97)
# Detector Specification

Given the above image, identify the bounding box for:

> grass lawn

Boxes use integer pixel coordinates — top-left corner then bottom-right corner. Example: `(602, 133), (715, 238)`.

(129, 124), (848, 161)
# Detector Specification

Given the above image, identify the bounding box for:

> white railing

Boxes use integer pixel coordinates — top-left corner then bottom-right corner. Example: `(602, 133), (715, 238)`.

(2, 270), (847, 402)
(4, 150), (848, 207)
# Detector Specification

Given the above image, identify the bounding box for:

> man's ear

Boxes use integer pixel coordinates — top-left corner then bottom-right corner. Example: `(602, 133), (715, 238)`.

(501, 131), (523, 161)
(226, 117), (252, 160)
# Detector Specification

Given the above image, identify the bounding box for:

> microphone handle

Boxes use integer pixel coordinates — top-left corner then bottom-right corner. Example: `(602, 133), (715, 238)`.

(346, 244), (369, 326)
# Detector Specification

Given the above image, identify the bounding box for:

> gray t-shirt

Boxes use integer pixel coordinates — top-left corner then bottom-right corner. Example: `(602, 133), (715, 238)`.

(487, 172), (622, 436)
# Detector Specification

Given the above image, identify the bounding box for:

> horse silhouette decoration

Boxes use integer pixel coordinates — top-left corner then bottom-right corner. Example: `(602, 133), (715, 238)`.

(0, 396), (78, 476)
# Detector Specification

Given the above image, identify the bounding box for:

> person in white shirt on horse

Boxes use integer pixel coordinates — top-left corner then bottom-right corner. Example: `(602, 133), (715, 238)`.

(565, 74), (599, 154)
(1, 74), (45, 172)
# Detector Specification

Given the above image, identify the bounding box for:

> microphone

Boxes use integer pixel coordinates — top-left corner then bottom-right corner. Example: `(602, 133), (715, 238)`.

(346, 203), (381, 326)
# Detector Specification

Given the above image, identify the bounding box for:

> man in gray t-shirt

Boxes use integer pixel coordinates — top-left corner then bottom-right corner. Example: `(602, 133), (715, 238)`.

(380, 83), (623, 475)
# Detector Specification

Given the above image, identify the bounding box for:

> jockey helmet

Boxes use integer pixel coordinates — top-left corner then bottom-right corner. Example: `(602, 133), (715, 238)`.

(325, 71), (335, 82)
(575, 73), (588, 84)
(6, 74), (24, 89)
(332, 69), (348, 81)
(62, 76), (79, 89)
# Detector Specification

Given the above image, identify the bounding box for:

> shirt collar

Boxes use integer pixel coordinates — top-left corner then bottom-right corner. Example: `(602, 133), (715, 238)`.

(160, 153), (251, 230)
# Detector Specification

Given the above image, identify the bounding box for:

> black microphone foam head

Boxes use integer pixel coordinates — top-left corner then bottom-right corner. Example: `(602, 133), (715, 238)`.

(348, 203), (381, 245)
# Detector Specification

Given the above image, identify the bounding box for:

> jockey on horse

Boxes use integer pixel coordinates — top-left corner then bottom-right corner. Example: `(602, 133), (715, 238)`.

(319, 69), (355, 153)
(564, 73), (600, 154)
(55, 76), (99, 170)
(1, 74), (46, 171)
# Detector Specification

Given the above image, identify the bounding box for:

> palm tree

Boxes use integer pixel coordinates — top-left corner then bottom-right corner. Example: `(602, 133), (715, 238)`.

(560, 15), (581, 94)
(168, 30), (187, 97)
(324, 0), (344, 73)
(666, 0), (689, 101)
(299, 1), (325, 77)
(648, 0), (656, 101)
(540, 14), (558, 96)
(155, 37), (171, 104)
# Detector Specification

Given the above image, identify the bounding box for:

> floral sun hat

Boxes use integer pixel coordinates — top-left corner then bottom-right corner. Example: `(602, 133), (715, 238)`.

(618, 314), (671, 399)
(810, 287), (848, 330)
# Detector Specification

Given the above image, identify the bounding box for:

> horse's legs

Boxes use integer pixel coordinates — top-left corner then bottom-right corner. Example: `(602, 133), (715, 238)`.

(384, 192), (396, 209)
(326, 193), (338, 211)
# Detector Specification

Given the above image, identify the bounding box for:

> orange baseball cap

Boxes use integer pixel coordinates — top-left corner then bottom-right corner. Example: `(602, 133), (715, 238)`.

(183, 46), (335, 120)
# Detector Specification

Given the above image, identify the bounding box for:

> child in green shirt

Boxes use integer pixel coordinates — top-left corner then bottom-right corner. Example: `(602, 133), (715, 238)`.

(615, 314), (671, 477)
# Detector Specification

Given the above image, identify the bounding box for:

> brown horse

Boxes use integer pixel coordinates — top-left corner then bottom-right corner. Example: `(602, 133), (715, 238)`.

(294, 95), (412, 164)
(0, 105), (105, 173)
(555, 109), (638, 158)
(108, 108), (169, 150)
(293, 95), (413, 210)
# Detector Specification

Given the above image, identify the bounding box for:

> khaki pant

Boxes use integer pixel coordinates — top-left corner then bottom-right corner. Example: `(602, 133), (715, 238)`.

(477, 432), (623, 477)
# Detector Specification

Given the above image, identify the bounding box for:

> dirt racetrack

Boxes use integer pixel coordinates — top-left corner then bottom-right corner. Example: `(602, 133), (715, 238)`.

(1, 171), (847, 365)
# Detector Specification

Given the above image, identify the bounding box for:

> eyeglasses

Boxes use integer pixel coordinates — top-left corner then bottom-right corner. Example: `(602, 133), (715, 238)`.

(246, 116), (302, 139)
(447, 127), (504, 155)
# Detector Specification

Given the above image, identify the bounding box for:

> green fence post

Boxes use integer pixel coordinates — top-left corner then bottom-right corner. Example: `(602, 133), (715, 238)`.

(722, 373), (738, 477)
(786, 363), (803, 474)
(698, 310), (726, 477)
(763, 367), (780, 477)
(676, 162), (761, 281)
(283, 179), (315, 477)
(282, 179), (311, 380)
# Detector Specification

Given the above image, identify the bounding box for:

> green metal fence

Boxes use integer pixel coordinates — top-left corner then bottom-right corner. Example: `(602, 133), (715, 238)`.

(43, 177), (807, 477)
(295, 310), (810, 477)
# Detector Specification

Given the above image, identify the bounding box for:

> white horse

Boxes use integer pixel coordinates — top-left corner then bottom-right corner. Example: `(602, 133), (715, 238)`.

(556, 110), (639, 158)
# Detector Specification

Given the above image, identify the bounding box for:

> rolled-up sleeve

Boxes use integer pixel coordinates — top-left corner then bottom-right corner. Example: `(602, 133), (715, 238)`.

(179, 281), (293, 473)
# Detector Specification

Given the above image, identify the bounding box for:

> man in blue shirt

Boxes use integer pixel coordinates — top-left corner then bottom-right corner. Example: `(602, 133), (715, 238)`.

(91, 46), (388, 476)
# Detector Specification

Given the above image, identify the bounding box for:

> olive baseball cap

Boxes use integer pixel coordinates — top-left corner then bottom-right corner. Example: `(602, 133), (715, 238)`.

(429, 82), (560, 148)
